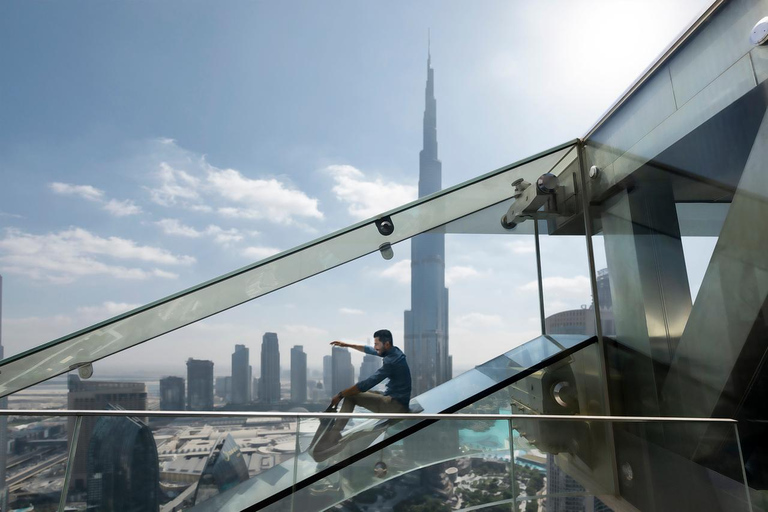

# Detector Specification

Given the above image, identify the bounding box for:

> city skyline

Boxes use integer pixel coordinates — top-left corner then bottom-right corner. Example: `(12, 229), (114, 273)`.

(0, 1), (713, 379)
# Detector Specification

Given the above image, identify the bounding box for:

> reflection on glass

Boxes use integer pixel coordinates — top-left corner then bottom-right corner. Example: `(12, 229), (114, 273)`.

(3, 415), (69, 511)
(0, 143), (577, 399)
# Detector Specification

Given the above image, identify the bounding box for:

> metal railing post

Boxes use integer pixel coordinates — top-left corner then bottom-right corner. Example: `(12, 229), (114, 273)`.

(58, 415), (82, 512)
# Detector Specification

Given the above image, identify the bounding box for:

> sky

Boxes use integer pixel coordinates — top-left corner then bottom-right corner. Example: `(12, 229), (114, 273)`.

(0, 0), (714, 382)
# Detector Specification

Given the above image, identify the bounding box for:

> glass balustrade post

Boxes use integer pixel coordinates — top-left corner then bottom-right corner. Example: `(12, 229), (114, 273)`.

(58, 414), (82, 512)
(733, 423), (753, 512)
(507, 418), (516, 511)
(533, 220), (546, 336)
(291, 416), (300, 512)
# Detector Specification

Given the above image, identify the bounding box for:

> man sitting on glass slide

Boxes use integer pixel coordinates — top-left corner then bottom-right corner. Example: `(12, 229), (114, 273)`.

(328, 329), (412, 439)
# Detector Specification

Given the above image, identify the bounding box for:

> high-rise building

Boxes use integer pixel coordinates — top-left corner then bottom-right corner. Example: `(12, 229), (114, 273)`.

(159, 376), (185, 411)
(359, 353), (382, 382)
(331, 346), (355, 395)
(86, 411), (159, 511)
(215, 376), (232, 401)
(259, 332), (281, 403)
(0, 275), (6, 511)
(186, 358), (214, 411)
(404, 48), (451, 396)
(323, 355), (333, 399)
(231, 344), (251, 404)
(290, 345), (307, 403)
(67, 375), (148, 489)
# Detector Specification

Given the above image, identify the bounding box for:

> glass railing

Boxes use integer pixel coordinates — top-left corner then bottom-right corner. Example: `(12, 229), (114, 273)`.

(0, 409), (747, 512)
(0, 141), (578, 399)
(1, 332), (594, 511)
(5, 335), (752, 512)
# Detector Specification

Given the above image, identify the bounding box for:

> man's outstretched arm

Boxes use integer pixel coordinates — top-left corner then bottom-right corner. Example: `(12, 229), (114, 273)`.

(330, 340), (366, 353)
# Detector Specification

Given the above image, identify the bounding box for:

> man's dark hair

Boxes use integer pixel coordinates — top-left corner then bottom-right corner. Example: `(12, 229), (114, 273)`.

(373, 329), (393, 345)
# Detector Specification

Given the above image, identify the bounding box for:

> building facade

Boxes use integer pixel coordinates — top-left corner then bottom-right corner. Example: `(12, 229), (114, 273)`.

(231, 344), (251, 404)
(67, 376), (148, 489)
(159, 376), (185, 411)
(86, 412), (159, 511)
(290, 345), (307, 403)
(331, 346), (354, 395)
(359, 353), (382, 382)
(259, 332), (281, 403)
(186, 358), (214, 411)
(0, 275), (6, 511)
(323, 355), (333, 399)
(404, 50), (451, 395)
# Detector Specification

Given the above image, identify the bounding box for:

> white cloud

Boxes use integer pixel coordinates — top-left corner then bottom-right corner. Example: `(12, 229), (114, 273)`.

(207, 168), (322, 224)
(340, 307), (364, 315)
(379, 259), (411, 284)
(519, 275), (590, 296)
(146, 143), (323, 226)
(519, 276), (592, 310)
(205, 225), (243, 245)
(77, 301), (142, 320)
(148, 162), (201, 207)
(325, 164), (417, 220)
(455, 312), (505, 329)
(506, 240), (536, 254)
(157, 219), (244, 246)
(242, 246), (281, 260)
(0, 211), (22, 219)
(0, 227), (193, 283)
(157, 218), (203, 237)
(446, 265), (480, 285)
(50, 182), (104, 202)
(50, 182), (142, 217)
(104, 199), (142, 217)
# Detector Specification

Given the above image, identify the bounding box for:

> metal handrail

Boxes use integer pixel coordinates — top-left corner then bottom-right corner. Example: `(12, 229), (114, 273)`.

(0, 409), (737, 423)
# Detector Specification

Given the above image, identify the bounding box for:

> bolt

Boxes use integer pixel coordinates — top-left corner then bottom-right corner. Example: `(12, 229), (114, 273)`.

(589, 165), (600, 179)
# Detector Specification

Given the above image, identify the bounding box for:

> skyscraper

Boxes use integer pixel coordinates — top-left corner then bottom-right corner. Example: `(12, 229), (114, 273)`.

(323, 355), (333, 399)
(0, 275), (7, 511)
(186, 358), (214, 411)
(231, 344), (251, 404)
(290, 345), (307, 403)
(215, 376), (232, 401)
(159, 376), (185, 411)
(67, 376), (148, 489)
(259, 332), (281, 403)
(331, 346), (355, 395)
(359, 353), (382, 382)
(404, 46), (451, 395)
(86, 410), (159, 511)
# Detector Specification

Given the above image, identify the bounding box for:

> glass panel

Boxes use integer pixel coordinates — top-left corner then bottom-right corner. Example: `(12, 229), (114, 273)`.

(539, 234), (596, 338)
(585, 33), (768, 508)
(56, 412), (300, 511)
(0, 143), (577, 398)
(667, 0), (763, 108)
(244, 417), (747, 512)
(2, 414), (69, 511)
(586, 0), (762, 200)
(189, 336), (594, 511)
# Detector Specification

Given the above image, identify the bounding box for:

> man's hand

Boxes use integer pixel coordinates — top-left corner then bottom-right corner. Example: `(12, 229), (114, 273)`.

(330, 341), (348, 348)
(331, 392), (343, 407)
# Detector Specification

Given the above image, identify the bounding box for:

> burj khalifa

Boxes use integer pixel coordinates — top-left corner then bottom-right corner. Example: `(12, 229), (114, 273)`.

(403, 47), (451, 395)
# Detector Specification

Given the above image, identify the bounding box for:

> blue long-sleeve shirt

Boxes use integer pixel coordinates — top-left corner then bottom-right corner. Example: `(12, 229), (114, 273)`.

(356, 345), (412, 407)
